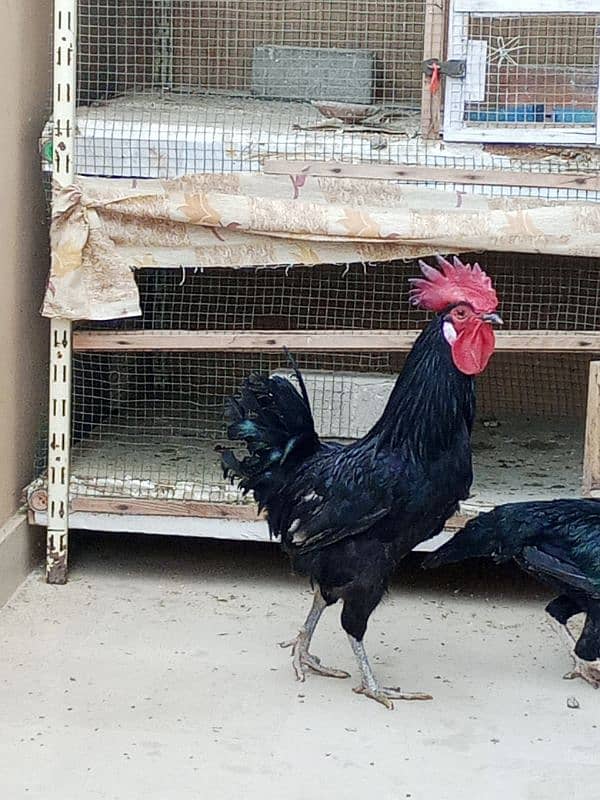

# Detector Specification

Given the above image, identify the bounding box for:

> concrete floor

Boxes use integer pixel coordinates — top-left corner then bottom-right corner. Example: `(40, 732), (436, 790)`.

(1, 533), (599, 800)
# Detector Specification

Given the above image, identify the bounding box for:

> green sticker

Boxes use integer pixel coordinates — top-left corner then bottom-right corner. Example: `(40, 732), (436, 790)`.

(42, 140), (54, 163)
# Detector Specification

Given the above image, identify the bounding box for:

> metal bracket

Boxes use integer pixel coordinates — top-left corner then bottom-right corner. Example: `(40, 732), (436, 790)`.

(422, 58), (466, 79)
(48, 0), (77, 585)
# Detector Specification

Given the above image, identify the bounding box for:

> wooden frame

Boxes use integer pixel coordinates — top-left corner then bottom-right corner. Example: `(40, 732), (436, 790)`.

(583, 361), (600, 498)
(421, 0), (448, 138)
(68, 498), (471, 532)
(26, 507), (461, 551)
(72, 330), (600, 353)
(71, 497), (261, 520)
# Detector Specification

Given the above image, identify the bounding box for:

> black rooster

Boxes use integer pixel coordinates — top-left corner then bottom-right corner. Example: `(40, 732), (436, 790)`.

(424, 499), (600, 688)
(222, 257), (501, 707)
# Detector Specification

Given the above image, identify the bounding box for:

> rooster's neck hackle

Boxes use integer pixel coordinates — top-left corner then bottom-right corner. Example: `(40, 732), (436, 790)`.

(367, 316), (475, 455)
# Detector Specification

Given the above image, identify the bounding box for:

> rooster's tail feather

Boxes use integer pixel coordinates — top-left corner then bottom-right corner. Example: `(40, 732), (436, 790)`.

(221, 368), (319, 506)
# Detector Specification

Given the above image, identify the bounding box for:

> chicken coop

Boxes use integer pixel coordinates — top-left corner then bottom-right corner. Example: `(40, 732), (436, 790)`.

(31, 0), (600, 583)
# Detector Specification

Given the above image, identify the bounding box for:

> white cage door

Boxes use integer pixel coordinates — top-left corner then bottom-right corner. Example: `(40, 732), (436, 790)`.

(444, 0), (600, 144)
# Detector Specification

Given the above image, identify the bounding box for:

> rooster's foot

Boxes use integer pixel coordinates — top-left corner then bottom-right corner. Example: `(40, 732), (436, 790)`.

(353, 684), (433, 710)
(348, 635), (433, 709)
(279, 631), (350, 682)
(564, 656), (600, 689)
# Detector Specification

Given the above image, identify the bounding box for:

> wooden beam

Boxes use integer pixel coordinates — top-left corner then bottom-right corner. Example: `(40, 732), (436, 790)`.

(455, 0), (600, 13)
(583, 361), (600, 496)
(70, 497), (263, 520)
(421, 0), (447, 138)
(73, 329), (600, 353)
(68, 495), (473, 530)
(263, 159), (600, 191)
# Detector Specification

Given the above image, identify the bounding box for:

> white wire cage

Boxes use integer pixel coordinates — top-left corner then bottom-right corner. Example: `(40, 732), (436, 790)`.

(37, 1), (600, 582)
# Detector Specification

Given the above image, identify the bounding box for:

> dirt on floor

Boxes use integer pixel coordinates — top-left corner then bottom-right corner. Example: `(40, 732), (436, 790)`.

(1, 532), (599, 800)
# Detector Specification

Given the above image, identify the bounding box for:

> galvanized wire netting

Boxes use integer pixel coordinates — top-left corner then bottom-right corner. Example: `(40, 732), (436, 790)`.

(74, 0), (427, 174)
(76, 254), (600, 333)
(30, 347), (584, 506)
(58, 250), (597, 506)
(461, 13), (600, 131)
(78, 0), (426, 104)
(67, 1), (600, 183)
(47, 251), (594, 507)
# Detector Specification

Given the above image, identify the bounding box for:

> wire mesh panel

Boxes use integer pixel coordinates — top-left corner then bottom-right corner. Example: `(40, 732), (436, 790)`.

(40, 0), (599, 188)
(445, 2), (600, 143)
(33, 253), (598, 513)
(76, 254), (600, 333)
(57, 252), (597, 511)
(78, 1), (426, 103)
(28, 348), (584, 509)
(72, 0), (429, 176)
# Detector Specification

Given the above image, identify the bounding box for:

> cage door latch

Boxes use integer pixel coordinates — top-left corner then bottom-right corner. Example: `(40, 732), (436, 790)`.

(422, 58), (466, 80)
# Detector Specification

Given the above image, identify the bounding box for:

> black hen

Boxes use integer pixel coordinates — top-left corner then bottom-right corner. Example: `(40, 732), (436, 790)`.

(424, 499), (600, 688)
(222, 256), (501, 707)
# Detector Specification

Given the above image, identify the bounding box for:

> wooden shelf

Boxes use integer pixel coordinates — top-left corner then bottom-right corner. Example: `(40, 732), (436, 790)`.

(30, 495), (472, 533)
(73, 329), (600, 353)
(263, 159), (600, 191)
(70, 497), (260, 520)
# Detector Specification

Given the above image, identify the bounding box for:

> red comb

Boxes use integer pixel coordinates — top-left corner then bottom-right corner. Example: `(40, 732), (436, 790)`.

(409, 255), (498, 314)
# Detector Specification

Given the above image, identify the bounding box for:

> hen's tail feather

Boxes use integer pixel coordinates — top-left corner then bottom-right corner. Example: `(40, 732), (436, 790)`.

(221, 362), (319, 506)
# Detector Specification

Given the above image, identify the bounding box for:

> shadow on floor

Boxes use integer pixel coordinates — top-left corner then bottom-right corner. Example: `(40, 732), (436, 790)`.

(67, 528), (549, 605)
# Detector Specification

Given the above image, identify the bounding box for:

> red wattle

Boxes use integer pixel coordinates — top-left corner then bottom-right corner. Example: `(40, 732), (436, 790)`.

(451, 320), (496, 375)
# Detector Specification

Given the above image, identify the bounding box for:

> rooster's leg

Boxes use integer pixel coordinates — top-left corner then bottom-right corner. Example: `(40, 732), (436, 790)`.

(548, 617), (600, 687)
(279, 588), (350, 681)
(549, 616), (577, 649)
(348, 636), (433, 709)
(564, 655), (600, 688)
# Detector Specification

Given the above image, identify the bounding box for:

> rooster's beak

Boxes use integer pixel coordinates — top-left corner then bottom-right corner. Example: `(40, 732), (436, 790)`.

(482, 312), (503, 326)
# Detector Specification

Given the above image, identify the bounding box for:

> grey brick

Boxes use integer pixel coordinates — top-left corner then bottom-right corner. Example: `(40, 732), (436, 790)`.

(252, 45), (374, 104)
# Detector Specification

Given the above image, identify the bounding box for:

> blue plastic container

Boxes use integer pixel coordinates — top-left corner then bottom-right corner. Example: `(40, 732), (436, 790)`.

(465, 104), (546, 123)
(552, 107), (596, 124)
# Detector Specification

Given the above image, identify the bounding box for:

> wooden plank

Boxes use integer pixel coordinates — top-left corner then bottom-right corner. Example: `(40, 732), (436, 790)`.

(583, 361), (600, 496)
(27, 509), (461, 550)
(263, 159), (600, 190)
(442, 126), (597, 146)
(73, 329), (600, 353)
(454, 0), (600, 13)
(444, 513), (472, 531)
(420, 0), (447, 138)
(494, 333), (600, 352)
(68, 495), (474, 530)
(70, 497), (263, 520)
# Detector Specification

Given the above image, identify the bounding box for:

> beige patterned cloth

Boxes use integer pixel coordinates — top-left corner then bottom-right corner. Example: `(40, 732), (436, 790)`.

(44, 172), (600, 320)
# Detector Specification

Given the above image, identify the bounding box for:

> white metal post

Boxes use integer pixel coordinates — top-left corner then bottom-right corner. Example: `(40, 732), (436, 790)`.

(47, 0), (76, 584)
